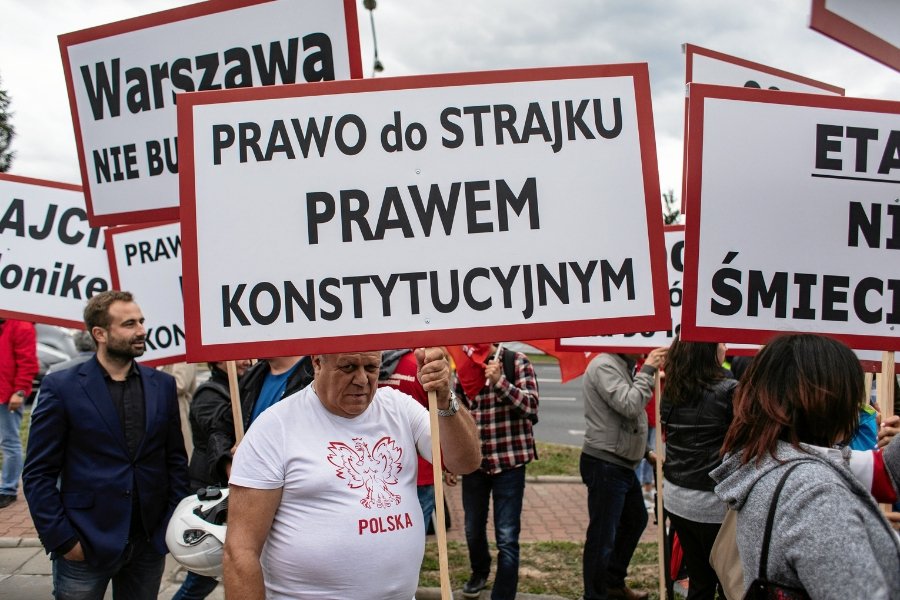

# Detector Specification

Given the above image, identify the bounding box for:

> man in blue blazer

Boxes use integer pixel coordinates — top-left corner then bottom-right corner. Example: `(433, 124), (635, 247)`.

(24, 290), (189, 600)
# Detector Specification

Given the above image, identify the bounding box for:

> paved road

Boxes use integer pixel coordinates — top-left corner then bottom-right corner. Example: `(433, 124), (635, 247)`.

(531, 361), (587, 447)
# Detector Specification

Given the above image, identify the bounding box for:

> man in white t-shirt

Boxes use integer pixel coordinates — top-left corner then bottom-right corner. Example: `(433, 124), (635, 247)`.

(224, 347), (481, 600)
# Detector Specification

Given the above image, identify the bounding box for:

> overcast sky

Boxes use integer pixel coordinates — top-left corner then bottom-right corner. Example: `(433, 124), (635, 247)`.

(2, 0), (898, 196)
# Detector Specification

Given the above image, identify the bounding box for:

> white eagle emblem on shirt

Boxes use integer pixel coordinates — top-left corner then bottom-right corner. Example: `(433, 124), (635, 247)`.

(327, 436), (404, 509)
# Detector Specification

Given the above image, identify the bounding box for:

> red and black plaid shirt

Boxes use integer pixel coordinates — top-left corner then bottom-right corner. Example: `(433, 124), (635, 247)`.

(455, 349), (539, 475)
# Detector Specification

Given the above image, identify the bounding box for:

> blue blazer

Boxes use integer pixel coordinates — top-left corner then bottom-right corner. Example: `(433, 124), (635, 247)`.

(23, 356), (189, 566)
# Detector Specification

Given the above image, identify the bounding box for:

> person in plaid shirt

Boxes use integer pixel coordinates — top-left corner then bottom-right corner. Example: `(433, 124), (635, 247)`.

(453, 343), (538, 600)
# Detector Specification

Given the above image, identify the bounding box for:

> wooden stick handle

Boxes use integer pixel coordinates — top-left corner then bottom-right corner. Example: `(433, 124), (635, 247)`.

(226, 360), (244, 445)
(878, 352), (895, 515)
(879, 351), (895, 420)
(428, 389), (452, 600)
(654, 371), (666, 600)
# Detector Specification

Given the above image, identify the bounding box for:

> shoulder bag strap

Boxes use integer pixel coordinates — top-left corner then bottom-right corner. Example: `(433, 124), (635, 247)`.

(758, 461), (807, 581)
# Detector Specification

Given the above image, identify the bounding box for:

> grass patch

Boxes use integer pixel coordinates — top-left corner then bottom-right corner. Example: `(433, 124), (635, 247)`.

(419, 540), (662, 599)
(527, 441), (581, 478)
(421, 444), (665, 598)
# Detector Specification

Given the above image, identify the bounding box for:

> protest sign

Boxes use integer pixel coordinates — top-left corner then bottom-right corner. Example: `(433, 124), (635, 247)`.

(105, 221), (185, 365)
(681, 44), (843, 211)
(557, 225), (759, 354)
(60, 0), (361, 227)
(0, 174), (111, 328)
(681, 84), (900, 351)
(810, 0), (900, 72)
(178, 64), (671, 361)
(559, 225), (684, 352)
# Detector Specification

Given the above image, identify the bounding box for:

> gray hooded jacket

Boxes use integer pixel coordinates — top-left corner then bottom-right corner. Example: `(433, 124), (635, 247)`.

(712, 441), (900, 600)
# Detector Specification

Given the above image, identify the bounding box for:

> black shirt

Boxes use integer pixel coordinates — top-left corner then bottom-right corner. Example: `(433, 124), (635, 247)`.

(102, 361), (145, 458)
(100, 360), (146, 540)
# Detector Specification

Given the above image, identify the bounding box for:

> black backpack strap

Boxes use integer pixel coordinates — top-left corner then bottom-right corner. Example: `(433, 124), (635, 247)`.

(758, 462), (806, 581)
(501, 348), (539, 425)
(502, 348), (517, 384)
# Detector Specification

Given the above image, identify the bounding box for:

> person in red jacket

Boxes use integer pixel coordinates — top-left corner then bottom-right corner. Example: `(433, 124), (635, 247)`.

(0, 318), (38, 508)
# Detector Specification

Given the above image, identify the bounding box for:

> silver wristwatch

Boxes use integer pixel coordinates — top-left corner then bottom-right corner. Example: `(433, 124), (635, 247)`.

(437, 392), (459, 417)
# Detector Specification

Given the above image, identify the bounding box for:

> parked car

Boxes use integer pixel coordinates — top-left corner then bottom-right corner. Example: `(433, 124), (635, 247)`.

(29, 324), (80, 403)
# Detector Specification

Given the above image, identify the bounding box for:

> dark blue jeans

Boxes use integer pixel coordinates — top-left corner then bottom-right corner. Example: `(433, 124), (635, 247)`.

(462, 466), (525, 600)
(172, 570), (220, 600)
(52, 537), (165, 600)
(580, 453), (648, 600)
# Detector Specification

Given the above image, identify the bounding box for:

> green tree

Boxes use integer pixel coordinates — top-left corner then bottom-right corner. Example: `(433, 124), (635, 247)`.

(662, 188), (681, 225)
(0, 73), (15, 172)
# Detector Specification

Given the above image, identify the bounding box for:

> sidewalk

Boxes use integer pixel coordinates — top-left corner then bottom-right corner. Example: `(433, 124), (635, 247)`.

(0, 477), (659, 599)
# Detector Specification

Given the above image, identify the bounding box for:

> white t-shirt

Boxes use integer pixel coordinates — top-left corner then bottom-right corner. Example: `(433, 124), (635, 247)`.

(230, 385), (432, 599)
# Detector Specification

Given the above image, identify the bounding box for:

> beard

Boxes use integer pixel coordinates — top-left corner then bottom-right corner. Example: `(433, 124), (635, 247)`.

(106, 333), (146, 360)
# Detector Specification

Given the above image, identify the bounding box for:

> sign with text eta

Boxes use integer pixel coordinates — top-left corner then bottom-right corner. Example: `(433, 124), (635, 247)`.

(559, 225), (684, 353)
(179, 65), (670, 361)
(60, 0), (362, 227)
(0, 174), (111, 328)
(810, 0), (900, 72)
(682, 84), (900, 351)
(681, 43), (843, 212)
(105, 221), (185, 366)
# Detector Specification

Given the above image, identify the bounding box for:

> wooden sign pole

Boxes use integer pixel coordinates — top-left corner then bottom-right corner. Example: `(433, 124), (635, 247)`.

(876, 352), (895, 514)
(878, 351), (895, 419)
(654, 372), (666, 600)
(428, 389), (452, 600)
(226, 360), (244, 445)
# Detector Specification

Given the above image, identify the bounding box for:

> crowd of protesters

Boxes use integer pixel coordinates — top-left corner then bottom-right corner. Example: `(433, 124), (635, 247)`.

(4, 291), (900, 599)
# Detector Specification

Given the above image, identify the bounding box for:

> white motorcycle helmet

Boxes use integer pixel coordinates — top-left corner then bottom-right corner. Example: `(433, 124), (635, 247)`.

(166, 486), (229, 577)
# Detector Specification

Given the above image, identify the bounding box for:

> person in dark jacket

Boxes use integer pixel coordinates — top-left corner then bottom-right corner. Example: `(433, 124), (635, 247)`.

(660, 337), (735, 600)
(172, 359), (251, 600)
(186, 360), (251, 491)
(23, 291), (189, 599)
(206, 356), (313, 484)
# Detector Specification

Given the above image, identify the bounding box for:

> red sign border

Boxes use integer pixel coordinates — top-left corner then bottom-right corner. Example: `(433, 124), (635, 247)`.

(59, 0), (363, 228)
(810, 0), (900, 73)
(681, 83), (900, 352)
(177, 64), (671, 361)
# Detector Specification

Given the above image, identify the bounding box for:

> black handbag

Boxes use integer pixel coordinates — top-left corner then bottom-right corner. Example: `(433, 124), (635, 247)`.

(743, 462), (811, 600)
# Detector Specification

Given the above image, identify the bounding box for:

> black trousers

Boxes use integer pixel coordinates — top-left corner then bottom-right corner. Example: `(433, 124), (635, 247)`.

(667, 512), (723, 600)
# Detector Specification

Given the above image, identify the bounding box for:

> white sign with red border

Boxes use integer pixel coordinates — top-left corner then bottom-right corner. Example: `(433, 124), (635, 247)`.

(682, 84), (900, 351)
(810, 0), (900, 72)
(60, 0), (362, 227)
(681, 44), (844, 212)
(559, 225), (684, 353)
(0, 174), (111, 328)
(105, 221), (185, 366)
(178, 65), (671, 361)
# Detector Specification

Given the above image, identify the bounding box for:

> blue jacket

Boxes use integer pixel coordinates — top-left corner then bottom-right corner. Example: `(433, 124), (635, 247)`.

(23, 356), (189, 566)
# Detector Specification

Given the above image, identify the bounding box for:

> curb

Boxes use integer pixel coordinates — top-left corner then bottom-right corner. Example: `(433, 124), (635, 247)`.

(416, 588), (569, 600)
(527, 475), (581, 484)
(0, 537), (41, 548)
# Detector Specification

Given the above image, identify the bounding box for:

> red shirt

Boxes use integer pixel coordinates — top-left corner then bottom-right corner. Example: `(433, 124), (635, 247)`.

(378, 351), (434, 486)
